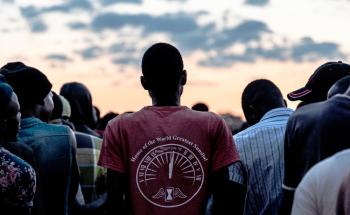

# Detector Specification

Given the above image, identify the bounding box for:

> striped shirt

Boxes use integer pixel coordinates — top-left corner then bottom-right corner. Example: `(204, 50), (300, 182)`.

(233, 108), (293, 215)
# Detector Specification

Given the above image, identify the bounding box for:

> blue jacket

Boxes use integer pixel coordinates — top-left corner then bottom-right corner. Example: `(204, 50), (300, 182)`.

(19, 117), (79, 215)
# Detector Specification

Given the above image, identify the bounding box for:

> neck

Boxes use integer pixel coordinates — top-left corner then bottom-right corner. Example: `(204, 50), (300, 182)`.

(152, 98), (180, 106)
(149, 90), (181, 106)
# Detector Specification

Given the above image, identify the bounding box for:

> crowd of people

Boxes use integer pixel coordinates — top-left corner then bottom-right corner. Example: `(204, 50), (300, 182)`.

(1, 42), (350, 215)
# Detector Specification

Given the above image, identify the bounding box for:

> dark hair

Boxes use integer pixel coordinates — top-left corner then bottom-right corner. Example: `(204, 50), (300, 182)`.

(60, 82), (95, 128)
(50, 92), (63, 120)
(242, 79), (284, 114)
(327, 76), (350, 99)
(192, 103), (209, 112)
(97, 112), (118, 131)
(141, 43), (184, 94)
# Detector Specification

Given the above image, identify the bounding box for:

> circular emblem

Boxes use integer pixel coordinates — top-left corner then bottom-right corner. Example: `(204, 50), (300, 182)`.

(136, 143), (204, 208)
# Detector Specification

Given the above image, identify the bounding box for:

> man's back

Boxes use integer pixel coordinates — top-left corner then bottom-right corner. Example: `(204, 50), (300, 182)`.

(292, 149), (350, 215)
(19, 117), (78, 215)
(99, 106), (239, 215)
(284, 95), (350, 190)
(234, 107), (293, 214)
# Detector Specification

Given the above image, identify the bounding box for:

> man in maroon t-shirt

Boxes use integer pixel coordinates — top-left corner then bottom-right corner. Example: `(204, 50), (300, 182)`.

(98, 43), (246, 215)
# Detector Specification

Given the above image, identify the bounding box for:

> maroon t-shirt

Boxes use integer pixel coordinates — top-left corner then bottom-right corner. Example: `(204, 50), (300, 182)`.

(98, 106), (239, 215)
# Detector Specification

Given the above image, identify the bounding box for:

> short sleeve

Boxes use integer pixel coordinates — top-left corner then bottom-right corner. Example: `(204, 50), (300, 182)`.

(210, 117), (240, 172)
(98, 119), (126, 173)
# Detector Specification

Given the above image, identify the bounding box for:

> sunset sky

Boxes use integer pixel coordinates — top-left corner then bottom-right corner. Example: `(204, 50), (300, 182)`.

(1, 0), (349, 118)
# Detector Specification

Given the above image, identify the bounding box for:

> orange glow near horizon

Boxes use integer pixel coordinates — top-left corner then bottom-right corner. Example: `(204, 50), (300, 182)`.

(41, 57), (319, 120)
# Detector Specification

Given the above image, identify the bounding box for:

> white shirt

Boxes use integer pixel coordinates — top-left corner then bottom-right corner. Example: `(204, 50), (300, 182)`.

(292, 149), (350, 215)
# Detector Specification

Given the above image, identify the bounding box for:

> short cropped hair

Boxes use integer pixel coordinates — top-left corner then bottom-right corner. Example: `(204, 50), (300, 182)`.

(242, 79), (283, 112)
(141, 43), (184, 91)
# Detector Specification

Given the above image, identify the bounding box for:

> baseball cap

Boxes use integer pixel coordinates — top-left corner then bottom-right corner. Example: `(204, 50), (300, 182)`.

(287, 61), (350, 102)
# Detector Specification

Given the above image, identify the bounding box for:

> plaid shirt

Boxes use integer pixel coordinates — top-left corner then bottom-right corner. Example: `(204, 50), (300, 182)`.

(75, 131), (106, 203)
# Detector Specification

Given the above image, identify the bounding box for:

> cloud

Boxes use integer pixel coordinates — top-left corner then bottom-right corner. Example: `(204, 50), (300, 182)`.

(20, 6), (40, 18)
(91, 12), (204, 35)
(208, 20), (270, 49)
(199, 46), (287, 67)
(91, 11), (215, 52)
(100, 0), (186, 6)
(79, 46), (103, 59)
(109, 42), (137, 54)
(46, 54), (72, 62)
(100, 0), (142, 6)
(112, 56), (139, 65)
(67, 22), (88, 30)
(199, 37), (345, 67)
(30, 19), (48, 32)
(18, 2), (344, 68)
(1, 0), (14, 3)
(20, 0), (93, 33)
(20, 0), (93, 18)
(244, 0), (269, 6)
(291, 37), (344, 62)
(89, 12), (345, 67)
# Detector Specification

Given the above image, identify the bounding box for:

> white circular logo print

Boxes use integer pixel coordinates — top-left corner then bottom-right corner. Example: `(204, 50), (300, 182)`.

(136, 143), (204, 208)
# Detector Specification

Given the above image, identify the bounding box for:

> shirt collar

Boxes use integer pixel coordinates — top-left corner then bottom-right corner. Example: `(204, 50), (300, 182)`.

(20, 117), (45, 129)
(259, 107), (294, 122)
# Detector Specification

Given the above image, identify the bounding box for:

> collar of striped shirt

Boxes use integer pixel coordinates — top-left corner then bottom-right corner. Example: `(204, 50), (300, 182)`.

(259, 107), (294, 122)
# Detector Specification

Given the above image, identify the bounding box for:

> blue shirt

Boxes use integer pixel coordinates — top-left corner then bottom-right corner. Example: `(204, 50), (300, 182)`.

(233, 108), (293, 215)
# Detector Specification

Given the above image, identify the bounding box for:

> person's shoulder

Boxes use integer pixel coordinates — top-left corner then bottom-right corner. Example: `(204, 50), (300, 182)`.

(0, 147), (33, 170)
(292, 102), (321, 117)
(33, 123), (76, 142)
(306, 149), (350, 178)
(185, 109), (223, 121)
(44, 122), (72, 133)
(108, 111), (135, 126)
(75, 131), (102, 145)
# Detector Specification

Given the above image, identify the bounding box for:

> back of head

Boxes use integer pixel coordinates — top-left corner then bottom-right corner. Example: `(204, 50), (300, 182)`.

(0, 62), (52, 111)
(141, 43), (184, 96)
(242, 79), (284, 125)
(0, 75), (20, 141)
(60, 82), (95, 128)
(192, 103), (209, 112)
(327, 76), (350, 99)
(51, 92), (63, 121)
(97, 112), (118, 131)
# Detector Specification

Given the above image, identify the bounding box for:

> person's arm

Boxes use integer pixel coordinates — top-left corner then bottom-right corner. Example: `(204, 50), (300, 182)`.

(106, 169), (127, 215)
(210, 164), (246, 215)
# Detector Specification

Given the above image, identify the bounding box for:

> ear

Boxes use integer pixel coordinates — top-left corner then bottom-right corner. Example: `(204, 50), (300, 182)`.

(180, 70), (187, 86)
(140, 76), (148, 90)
